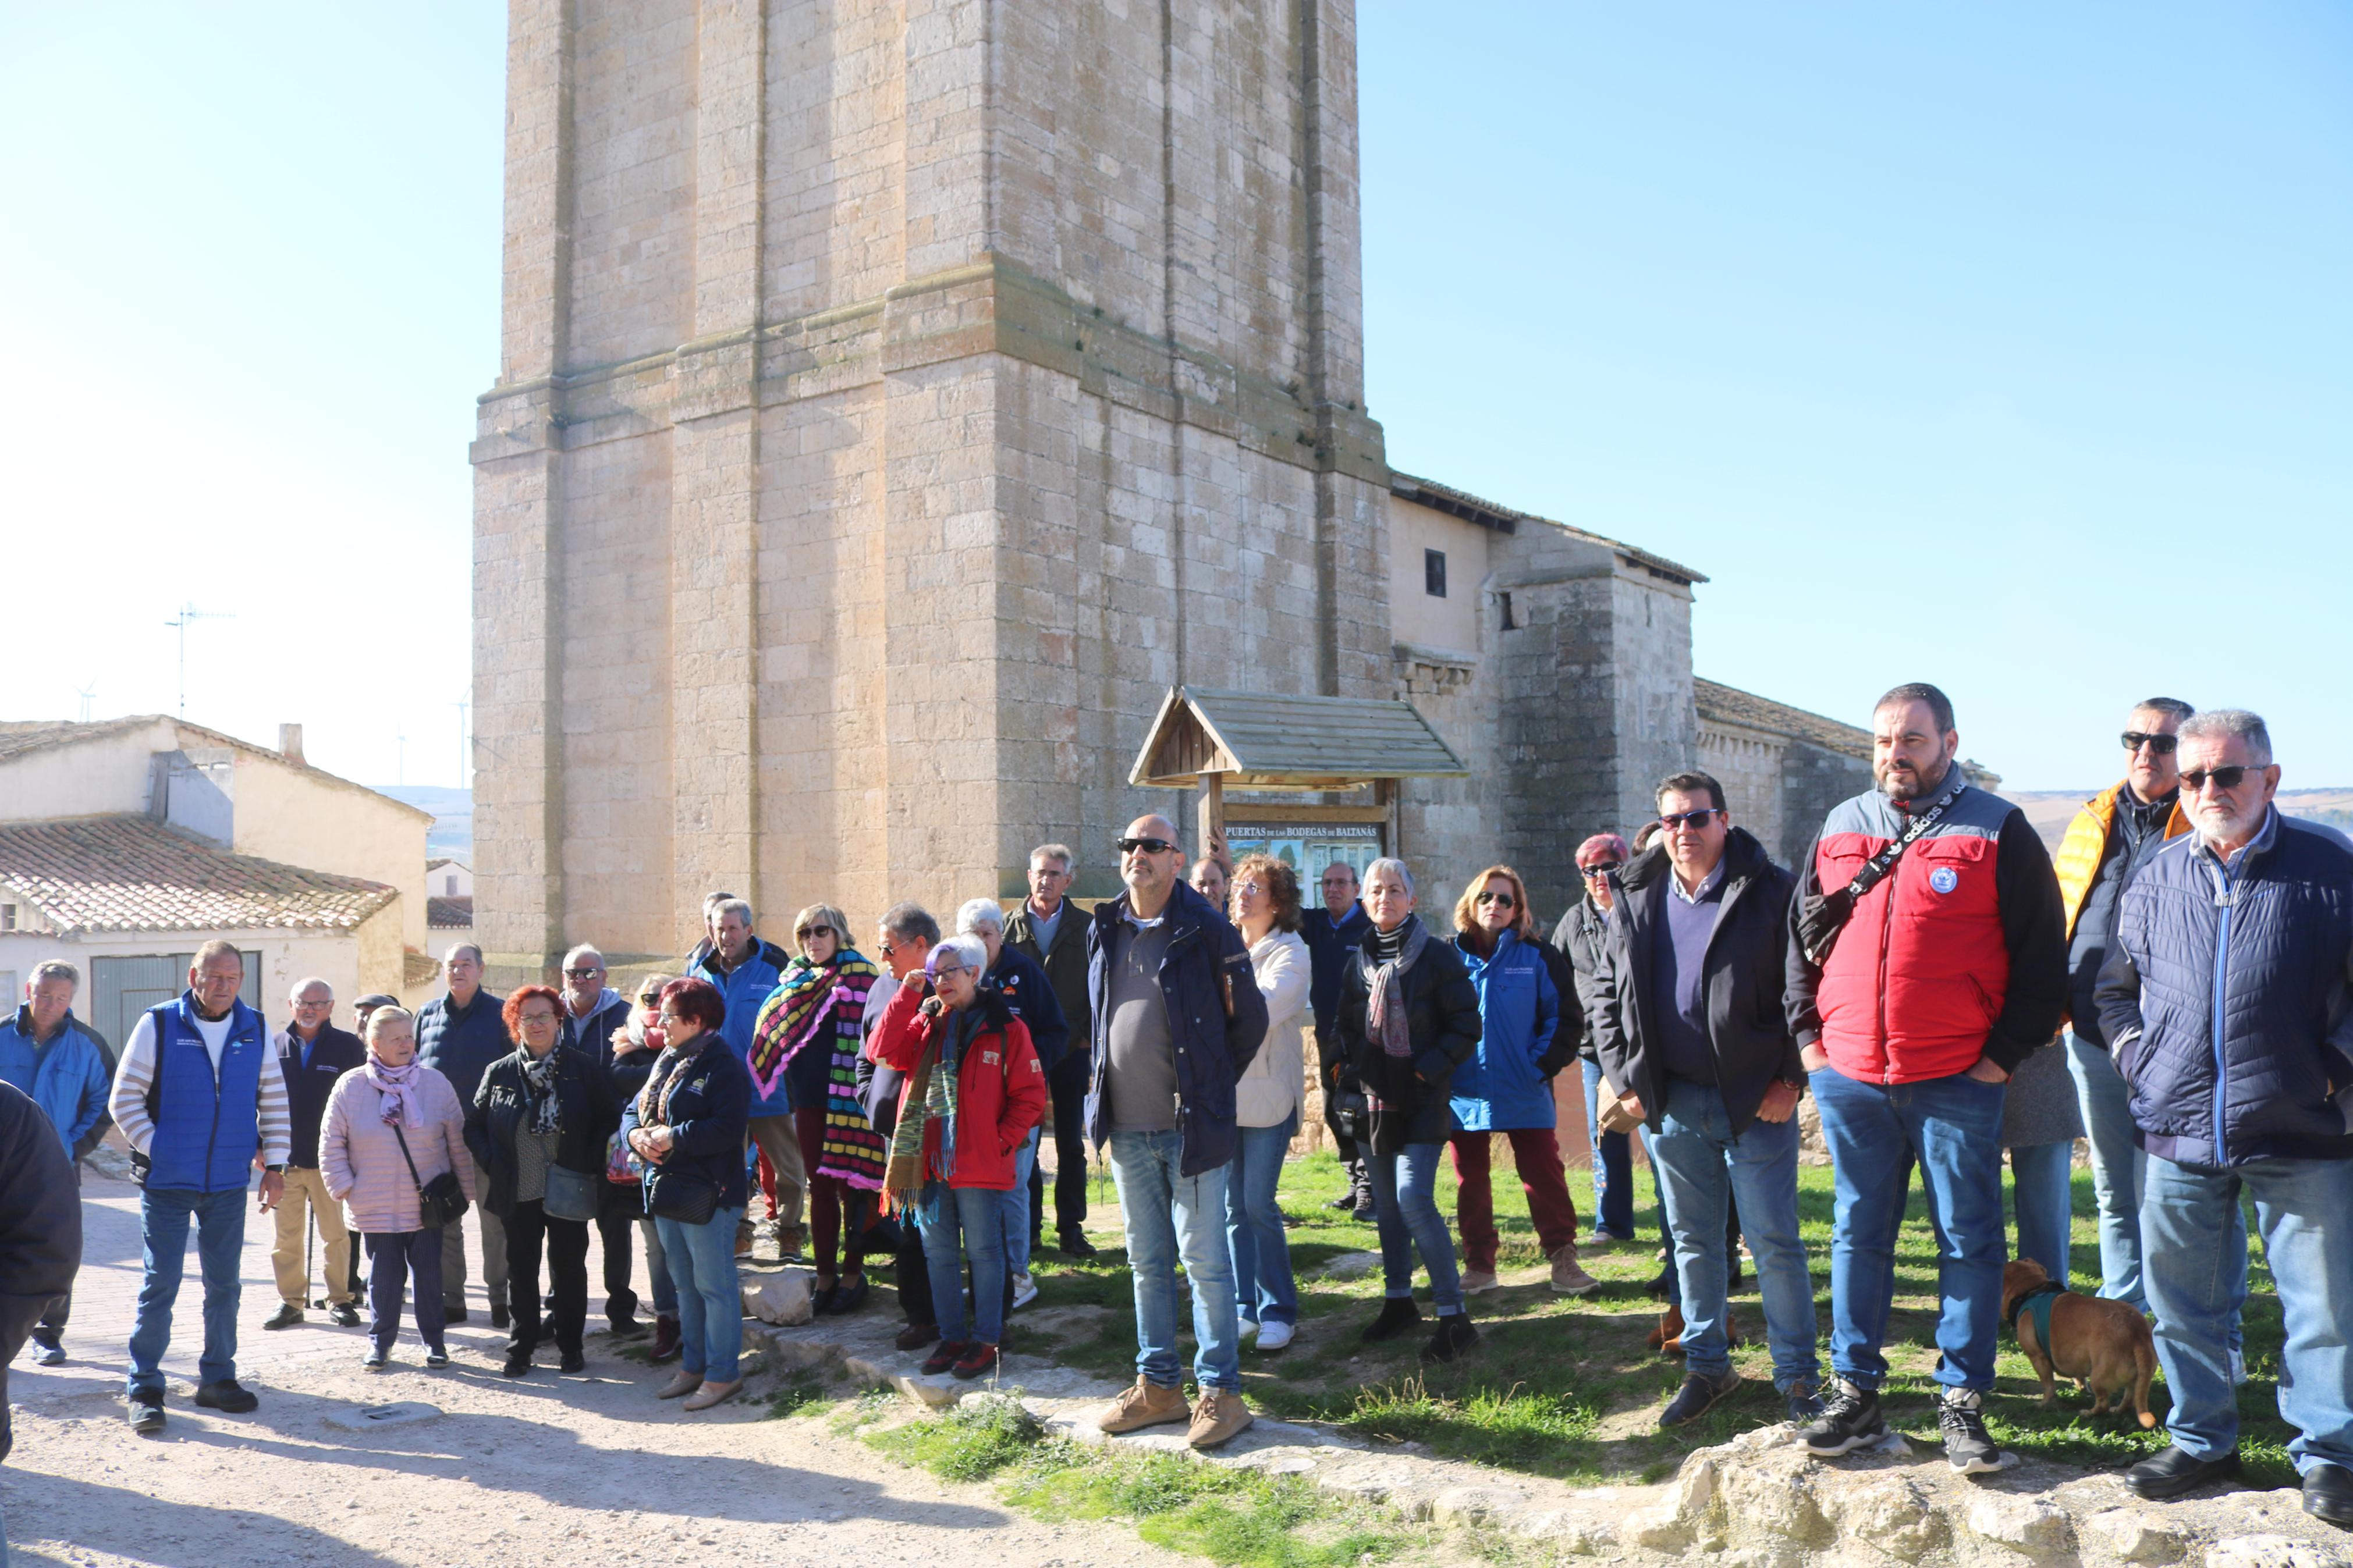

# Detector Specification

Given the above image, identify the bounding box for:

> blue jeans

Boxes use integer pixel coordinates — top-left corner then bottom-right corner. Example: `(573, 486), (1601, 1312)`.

(639, 1217), (678, 1317)
(1581, 1058), (1636, 1238)
(1226, 1112), (1300, 1327)
(1637, 1124), (1683, 1307)
(1812, 1066), (2007, 1392)
(2063, 1029), (2147, 1307)
(2007, 1141), (2074, 1290)
(920, 1183), (1006, 1346)
(656, 1206), (743, 1381)
(128, 1186), (249, 1396)
(998, 1127), (1040, 1281)
(1108, 1130), (1241, 1391)
(1652, 1078), (1819, 1389)
(1367, 1142), (1462, 1314)
(2144, 1154), (2353, 1474)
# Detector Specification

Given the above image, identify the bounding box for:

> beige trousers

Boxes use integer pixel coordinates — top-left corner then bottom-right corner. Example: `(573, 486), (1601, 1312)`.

(272, 1165), (356, 1306)
(747, 1114), (807, 1236)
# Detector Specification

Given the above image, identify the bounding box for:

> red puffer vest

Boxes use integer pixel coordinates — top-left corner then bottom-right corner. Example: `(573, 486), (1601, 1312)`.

(1811, 784), (2015, 1083)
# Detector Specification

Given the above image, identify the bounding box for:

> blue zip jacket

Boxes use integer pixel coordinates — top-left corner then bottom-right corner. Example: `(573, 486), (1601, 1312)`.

(415, 988), (510, 1110)
(144, 994), (271, 1193)
(0, 1008), (111, 1160)
(620, 1037), (754, 1211)
(1083, 880), (1269, 1176)
(1447, 929), (1561, 1133)
(987, 942), (1070, 1076)
(696, 938), (794, 1117)
(2097, 808), (2353, 1167)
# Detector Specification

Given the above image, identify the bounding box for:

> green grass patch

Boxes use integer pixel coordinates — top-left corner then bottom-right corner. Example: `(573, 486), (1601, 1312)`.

(1016, 1150), (2298, 1489)
(763, 1370), (832, 1419)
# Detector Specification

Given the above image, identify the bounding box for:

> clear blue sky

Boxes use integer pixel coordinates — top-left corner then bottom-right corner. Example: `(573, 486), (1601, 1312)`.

(3, 4), (2345, 791)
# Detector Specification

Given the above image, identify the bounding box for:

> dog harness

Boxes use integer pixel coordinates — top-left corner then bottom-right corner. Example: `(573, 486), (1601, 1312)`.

(2009, 1280), (2067, 1351)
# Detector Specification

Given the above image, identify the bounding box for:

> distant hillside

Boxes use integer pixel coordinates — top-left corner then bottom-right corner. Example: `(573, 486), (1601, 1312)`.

(2008, 788), (2353, 850)
(374, 785), (473, 859)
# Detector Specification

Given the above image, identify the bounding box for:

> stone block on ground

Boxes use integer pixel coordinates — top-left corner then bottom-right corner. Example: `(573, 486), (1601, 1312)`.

(2092, 1510), (2189, 1564)
(1825, 1475), (1947, 1561)
(2206, 1537), (2351, 1568)
(741, 1270), (812, 1325)
(1967, 1495), (2078, 1558)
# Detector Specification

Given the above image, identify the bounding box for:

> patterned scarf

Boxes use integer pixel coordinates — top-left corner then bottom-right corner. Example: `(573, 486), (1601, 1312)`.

(365, 1053), (424, 1128)
(520, 1047), (562, 1136)
(1361, 915), (1428, 1063)
(751, 952), (889, 1191)
(885, 1001), (974, 1222)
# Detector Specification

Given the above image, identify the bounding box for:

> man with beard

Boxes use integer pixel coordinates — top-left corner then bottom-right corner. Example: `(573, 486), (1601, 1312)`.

(1786, 683), (2065, 1474)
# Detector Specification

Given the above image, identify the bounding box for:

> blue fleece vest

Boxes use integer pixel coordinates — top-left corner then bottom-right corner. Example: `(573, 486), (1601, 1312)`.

(144, 993), (268, 1193)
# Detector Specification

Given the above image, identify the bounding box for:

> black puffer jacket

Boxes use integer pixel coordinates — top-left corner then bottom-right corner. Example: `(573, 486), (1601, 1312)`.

(1, 1080), (81, 1464)
(1592, 827), (1802, 1139)
(1335, 915), (1481, 1151)
(465, 1046), (623, 1218)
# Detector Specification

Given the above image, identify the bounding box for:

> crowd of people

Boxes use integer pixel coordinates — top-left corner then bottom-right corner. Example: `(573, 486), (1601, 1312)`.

(2, 681), (2347, 1529)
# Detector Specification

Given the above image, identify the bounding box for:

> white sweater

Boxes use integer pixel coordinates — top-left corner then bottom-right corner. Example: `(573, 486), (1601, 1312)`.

(1236, 929), (1312, 1129)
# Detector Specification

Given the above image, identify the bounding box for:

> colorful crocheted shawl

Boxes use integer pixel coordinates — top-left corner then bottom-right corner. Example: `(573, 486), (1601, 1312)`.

(748, 951), (888, 1191)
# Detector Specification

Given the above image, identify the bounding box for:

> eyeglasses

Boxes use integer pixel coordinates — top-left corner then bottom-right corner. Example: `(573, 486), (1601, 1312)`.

(1116, 837), (1177, 856)
(563, 966), (601, 979)
(1233, 880), (1264, 897)
(932, 963), (970, 981)
(2181, 766), (2256, 793)
(656, 1010), (685, 1025)
(1659, 809), (1722, 831)
(796, 925), (836, 942)
(2122, 731), (2180, 756)
(1475, 890), (1517, 908)
(518, 1009), (559, 1027)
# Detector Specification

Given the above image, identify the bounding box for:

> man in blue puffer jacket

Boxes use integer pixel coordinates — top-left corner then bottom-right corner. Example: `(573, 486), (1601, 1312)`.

(107, 942), (290, 1437)
(694, 899), (798, 1257)
(2097, 709), (2353, 1526)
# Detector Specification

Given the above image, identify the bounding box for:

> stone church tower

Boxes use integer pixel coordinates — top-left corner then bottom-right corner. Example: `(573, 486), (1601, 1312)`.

(472, 1), (1394, 971)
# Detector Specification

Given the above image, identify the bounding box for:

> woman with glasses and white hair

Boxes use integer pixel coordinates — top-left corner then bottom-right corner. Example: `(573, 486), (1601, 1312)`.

(750, 905), (887, 1316)
(1447, 865), (1597, 1298)
(1335, 857), (1484, 1364)
(867, 935), (1048, 1381)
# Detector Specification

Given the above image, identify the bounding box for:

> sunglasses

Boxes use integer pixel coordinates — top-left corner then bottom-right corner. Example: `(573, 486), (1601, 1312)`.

(1581, 862), (1624, 878)
(2122, 731), (2180, 756)
(1475, 890), (1517, 908)
(796, 925), (836, 942)
(563, 966), (602, 979)
(1659, 808), (1722, 830)
(1116, 837), (1177, 856)
(2181, 765), (2258, 792)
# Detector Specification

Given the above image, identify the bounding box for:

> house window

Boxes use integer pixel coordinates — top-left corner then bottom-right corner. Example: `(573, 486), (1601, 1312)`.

(445, 874), (458, 896)
(1499, 591), (1515, 630)
(1424, 548), (1447, 598)
(1, 904), (15, 931)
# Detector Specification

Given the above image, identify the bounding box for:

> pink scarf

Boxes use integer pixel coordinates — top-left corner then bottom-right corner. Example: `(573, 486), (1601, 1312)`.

(366, 1054), (425, 1129)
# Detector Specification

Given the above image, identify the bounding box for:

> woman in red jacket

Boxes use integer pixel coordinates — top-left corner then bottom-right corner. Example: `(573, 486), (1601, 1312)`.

(868, 934), (1046, 1380)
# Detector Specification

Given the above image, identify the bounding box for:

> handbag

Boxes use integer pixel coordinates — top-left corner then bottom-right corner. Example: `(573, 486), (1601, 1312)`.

(544, 1162), (599, 1223)
(643, 1167), (719, 1226)
(605, 1129), (641, 1185)
(392, 1122), (470, 1230)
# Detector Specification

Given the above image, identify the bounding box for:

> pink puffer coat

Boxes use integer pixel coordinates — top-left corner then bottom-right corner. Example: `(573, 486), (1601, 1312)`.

(320, 1066), (478, 1233)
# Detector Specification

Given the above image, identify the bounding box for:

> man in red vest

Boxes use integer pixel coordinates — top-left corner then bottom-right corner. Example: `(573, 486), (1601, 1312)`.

(1786, 682), (2066, 1474)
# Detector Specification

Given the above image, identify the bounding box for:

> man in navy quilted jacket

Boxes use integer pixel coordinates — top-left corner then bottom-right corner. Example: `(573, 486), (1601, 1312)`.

(2098, 709), (2353, 1527)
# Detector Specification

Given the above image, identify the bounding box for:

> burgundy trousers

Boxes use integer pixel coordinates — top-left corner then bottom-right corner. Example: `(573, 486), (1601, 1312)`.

(1448, 1128), (1581, 1272)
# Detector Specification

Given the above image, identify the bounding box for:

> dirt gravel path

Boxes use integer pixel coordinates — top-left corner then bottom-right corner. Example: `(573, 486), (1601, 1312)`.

(1, 1174), (1180, 1568)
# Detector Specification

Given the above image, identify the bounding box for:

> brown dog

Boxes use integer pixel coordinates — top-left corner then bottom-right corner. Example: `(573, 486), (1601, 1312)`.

(2001, 1258), (2157, 1427)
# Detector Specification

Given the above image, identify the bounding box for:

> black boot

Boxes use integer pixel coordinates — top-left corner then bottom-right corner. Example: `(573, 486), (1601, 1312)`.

(2128, 1446), (2242, 1501)
(1361, 1297), (1423, 1343)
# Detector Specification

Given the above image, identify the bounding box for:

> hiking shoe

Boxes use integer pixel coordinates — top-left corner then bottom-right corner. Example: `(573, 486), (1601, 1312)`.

(1459, 1269), (1500, 1295)
(328, 1302), (363, 1328)
(1255, 1320), (1296, 1352)
(1800, 1378), (1886, 1457)
(194, 1379), (259, 1414)
(1325, 1190), (1358, 1211)
(950, 1343), (1000, 1381)
(1099, 1377), (1190, 1434)
(1938, 1387), (2003, 1474)
(1660, 1368), (1741, 1428)
(129, 1392), (166, 1436)
(1362, 1297), (1424, 1343)
(920, 1341), (970, 1376)
(1010, 1273), (1040, 1310)
(1784, 1380), (1826, 1424)
(424, 1349), (450, 1369)
(1549, 1246), (1600, 1296)
(1188, 1388), (1254, 1449)
(262, 1303), (305, 1331)
(31, 1337), (65, 1367)
(1421, 1313), (1481, 1364)
(896, 1321), (941, 1353)
(1060, 1229), (1099, 1258)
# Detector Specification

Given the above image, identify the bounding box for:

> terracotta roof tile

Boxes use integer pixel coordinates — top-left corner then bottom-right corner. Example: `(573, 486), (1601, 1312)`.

(427, 895), (474, 928)
(0, 815), (399, 936)
(1695, 678), (1873, 760)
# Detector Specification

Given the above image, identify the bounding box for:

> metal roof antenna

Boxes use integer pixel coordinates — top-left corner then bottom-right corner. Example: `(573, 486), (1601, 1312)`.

(164, 603), (235, 719)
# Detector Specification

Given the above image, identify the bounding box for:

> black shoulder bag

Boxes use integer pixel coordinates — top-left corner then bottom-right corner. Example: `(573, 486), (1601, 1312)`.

(639, 1050), (720, 1226)
(1797, 780), (1965, 966)
(393, 1121), (471, 1229)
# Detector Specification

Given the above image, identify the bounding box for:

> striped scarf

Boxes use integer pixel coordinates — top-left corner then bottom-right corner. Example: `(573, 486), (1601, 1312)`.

(750, 952), (889, 1191)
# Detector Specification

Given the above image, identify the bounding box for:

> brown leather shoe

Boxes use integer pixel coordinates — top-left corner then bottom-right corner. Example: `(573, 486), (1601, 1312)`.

(1098, 1377), (1190, 1434)
(1649, 1304), (1685, 1355)
(1187, 1388), (1254, 1449)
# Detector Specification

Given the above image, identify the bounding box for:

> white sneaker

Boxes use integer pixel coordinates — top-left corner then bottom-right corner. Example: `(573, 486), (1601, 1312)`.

(1255, 1320), (1295, 1351)
(1010, 1273), (1040, 1310)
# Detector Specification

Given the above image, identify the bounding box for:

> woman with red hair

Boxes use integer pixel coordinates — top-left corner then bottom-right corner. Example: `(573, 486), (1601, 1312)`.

(464, 983), (621, 1378)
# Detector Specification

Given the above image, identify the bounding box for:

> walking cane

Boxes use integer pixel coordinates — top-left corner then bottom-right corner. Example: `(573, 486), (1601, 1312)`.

(306, 1200), (321, 1309)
